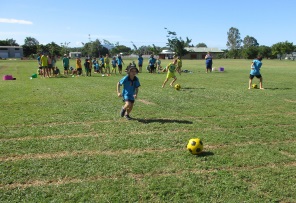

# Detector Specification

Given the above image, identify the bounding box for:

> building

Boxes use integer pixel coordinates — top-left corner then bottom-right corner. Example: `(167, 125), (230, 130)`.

(0, 46), (23, 58)
(69, 52), (82, 58)
(158, 50), (175, 59)
(183, 47), (224, 59)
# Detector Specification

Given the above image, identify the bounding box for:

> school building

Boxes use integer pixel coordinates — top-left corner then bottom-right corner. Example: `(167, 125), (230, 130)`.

(0, 46), (23, 58)
(183, 47), (224, 59)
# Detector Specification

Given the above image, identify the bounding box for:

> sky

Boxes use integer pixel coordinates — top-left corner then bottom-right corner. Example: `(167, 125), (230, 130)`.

(0, 0), (295, 49)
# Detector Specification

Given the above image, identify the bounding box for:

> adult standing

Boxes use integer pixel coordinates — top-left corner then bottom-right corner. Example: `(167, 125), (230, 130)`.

(138, 54), (143, 73)
(148, 54), (156, 73)
(205, 52), (213, 73)
(63, 54), (70, 75)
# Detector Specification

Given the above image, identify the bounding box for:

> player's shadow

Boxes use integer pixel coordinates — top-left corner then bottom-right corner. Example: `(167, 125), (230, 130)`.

(264, 88), (292, 90)
(196, 151), (214, 157)
(136, 118), (193, 124)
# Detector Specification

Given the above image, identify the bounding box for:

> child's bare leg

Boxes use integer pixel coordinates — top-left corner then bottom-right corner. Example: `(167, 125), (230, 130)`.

(126, 102), (134, 116)
(162, 78), (169, 88)
(259, 77), (264, 89)
(170, 77), (177, 86)
(248, 78), (252, 89)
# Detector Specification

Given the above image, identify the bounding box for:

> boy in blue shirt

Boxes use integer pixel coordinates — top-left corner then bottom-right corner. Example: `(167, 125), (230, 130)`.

(117, 55), (124, 74)
(248, 56), (264, 89)
(117, 65), (140, 120)
(138, 54), (143, 73)
(148, 54), (156, 73)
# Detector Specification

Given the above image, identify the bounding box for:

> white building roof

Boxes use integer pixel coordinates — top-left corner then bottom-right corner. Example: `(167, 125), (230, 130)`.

(185, 47), (224, 53)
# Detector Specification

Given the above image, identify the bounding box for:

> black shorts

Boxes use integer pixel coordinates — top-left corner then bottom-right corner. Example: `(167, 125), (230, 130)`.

(123, 99), (134, 103)
(138, 64), (143, 67)
(118, 64), (123, 71)
(250, 74), (262, 79)
(64, 66), (69, 71)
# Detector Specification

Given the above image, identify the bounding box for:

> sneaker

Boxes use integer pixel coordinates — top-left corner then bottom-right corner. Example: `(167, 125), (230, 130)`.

(125, 115), (132, 120)
(120, 107), (126, 117)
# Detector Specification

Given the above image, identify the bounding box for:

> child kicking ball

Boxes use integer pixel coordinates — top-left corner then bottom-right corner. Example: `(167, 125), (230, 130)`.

(162, 59), (177, 88)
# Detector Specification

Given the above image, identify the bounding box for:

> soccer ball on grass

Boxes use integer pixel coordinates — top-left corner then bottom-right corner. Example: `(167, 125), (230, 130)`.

(174, 84), (181, 90)
(252, 84), (258, 89)
(187, 138), (203, 155)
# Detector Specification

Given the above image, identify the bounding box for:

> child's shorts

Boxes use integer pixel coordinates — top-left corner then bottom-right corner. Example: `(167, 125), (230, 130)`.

(249, 74), (262, 79)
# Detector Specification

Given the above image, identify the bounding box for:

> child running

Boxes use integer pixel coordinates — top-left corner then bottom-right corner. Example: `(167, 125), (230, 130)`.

(117, 65), (140, 120)
(162, 59), (177, 88)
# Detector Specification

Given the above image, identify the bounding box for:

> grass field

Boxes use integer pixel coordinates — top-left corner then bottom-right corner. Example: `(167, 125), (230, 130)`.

(0, 58), (295, 202)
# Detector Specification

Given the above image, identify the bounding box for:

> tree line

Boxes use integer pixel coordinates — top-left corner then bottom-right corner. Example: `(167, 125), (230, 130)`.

(0, 27), (295, 59)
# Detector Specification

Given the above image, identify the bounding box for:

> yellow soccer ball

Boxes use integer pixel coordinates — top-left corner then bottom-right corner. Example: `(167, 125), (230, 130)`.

(252, 84), (258, 89)
(174, 84), (181, 90)
(187, 138), (203, 155)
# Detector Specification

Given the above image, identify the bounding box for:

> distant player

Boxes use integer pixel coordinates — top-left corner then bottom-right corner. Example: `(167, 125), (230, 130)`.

(205, 52), (213, 73)
(248, 56), (264, 90)
(117, 55), (124, 74)
(105, 54), (110, 74)
(63, 54), (70, 75)
(138, 54), (143, 73)
(111, 57), (117, 74)
(162, 59), (177, 88)
(148, 54), (156, 73)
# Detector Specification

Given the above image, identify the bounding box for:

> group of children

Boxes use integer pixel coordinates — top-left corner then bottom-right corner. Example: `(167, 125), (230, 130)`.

(117, 54), (264, 120)
(37, 53), (61, 77)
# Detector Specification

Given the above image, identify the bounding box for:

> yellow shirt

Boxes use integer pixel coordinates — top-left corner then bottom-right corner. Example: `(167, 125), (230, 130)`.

(41, 55), (48, 66)
(76, 58), (82, 68)
(105, 57), (110, 64)
(177, 59), (182, 68)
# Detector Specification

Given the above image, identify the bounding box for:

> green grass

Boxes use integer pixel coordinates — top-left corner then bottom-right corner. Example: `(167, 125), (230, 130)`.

(0, 58), (295, 202)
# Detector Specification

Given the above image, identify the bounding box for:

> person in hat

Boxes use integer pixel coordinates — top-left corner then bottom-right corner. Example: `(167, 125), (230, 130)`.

(117, 65), (140, 120)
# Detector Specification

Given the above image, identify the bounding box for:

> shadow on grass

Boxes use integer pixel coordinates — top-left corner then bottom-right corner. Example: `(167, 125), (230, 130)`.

(264, 87), (292, 90)
(181, 87), (206, 90)
(136, 118), (193, 124)
(196, 151), (214, 157)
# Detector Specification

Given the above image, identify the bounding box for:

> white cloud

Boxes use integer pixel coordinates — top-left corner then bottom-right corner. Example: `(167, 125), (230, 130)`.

(0, 18), (33, 25)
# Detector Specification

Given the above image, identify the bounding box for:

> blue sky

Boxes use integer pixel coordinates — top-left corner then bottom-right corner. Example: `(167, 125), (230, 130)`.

(0, 0), (295, 49)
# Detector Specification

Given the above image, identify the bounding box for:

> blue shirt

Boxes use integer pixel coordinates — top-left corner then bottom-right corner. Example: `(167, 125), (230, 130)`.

(117, 57), (123, 65)
(138, 56), (143, 65)
(119, 75), (140, 101)
(149, 57), (156, 66)
(112, 59), (117, 66)
(250, 59), (262, 75)
(100, 57), (104, 64)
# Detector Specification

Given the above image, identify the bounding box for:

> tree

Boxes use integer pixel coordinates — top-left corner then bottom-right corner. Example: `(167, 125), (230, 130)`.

(226, 27), (242, 50)
(111, 45), (131, 55)
(241, 46), (258, 59)
(0, 38), (19, 46)
(24, 37), (39, 46)
(258, 46), (272, 59)
(243, 35), (259, 48)
(196, 43), (207, 48)
(165, 28), (192, 58)
(271, 41), (294, 60)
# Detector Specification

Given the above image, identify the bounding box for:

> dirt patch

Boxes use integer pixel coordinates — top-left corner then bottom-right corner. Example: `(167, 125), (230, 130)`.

(285, 99), (296, 103)
(138, 99), (156, 105)
(1, 161), (295, 190)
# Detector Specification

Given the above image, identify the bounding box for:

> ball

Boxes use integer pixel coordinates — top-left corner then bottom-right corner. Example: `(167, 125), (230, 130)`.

(187, 138), (203, 155)
(252, 84), (258, 89)
(174, 84), (181, 90)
